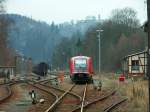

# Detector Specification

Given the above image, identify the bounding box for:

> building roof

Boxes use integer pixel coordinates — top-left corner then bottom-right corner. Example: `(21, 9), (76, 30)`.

(123, 50), (148, 60)
(71, 56), (90, 60)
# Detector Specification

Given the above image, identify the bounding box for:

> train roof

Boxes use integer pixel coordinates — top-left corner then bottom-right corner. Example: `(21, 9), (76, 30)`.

(71, 56), (91, 60)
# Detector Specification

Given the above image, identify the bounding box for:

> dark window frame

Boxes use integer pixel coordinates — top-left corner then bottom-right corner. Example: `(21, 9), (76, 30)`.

(131, 60), (139, 71)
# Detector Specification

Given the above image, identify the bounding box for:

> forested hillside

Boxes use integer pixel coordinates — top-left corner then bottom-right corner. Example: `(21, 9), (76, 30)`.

(51, 8), (147, 72)
(7, 14), (60, 63)
(6, 14), (99, 63)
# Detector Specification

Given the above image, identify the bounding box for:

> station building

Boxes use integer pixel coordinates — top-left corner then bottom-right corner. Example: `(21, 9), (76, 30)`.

(122, 50), (148, 77)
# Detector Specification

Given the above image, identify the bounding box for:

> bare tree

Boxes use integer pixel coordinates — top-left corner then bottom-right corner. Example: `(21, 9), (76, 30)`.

(111, 7), (140, 28)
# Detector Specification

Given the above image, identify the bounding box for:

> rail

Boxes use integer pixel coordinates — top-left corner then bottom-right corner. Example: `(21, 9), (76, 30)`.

(0, 81), (22, 103)
(41, 82), (82, 101)
(27, 81), (58, 99)
(71, 90), (116, 112)
(81, 83), (87, 112)
(103, 98), (127, 112)
(0, 85), (12, 103)
(44, 84), (76, 112)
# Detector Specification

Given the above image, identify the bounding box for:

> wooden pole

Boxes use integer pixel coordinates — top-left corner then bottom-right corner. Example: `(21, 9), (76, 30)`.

(147, 0), (150, 111)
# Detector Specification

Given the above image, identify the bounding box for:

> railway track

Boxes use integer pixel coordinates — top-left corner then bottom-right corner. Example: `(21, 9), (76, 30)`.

(0, 80), (59, 112)
(0, 77), (127, 112)
(76, 89), (127, 112)
(27, 81), (58, 99)
(41, 81), (82, 101)
(80, 83), (88, 112)
(26, 81), (59, 112)
(30, 77), (57, 84)
(44, 84), (76, 112)
(28, 78), (81, 100)
(43, 83), (91, 112)
(42, 79), (126, 112)
(0, 85), (12, 103)
(27, 79), (82, 112)
(0, 80), (23, 104)
(0, 78), (81, 112)
(71, 89), (118, 112)
(37, 79), (81, 111)
(103, 98), (127, 112)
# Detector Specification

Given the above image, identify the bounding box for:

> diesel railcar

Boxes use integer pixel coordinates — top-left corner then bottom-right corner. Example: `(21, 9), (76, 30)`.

(69, 56), (93, 82)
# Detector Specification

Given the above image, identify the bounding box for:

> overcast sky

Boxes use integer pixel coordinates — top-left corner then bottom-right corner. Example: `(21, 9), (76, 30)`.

(6, 0), (147, 24)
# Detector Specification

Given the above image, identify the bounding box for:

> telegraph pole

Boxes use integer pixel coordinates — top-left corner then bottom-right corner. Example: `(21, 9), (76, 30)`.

(98, 33), (101, 73)
(96, 30), (103, 74)
(147, 0), (150, 111)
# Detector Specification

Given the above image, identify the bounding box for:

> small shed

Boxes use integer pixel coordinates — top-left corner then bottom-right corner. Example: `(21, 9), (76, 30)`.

(122, 51), (147, 77)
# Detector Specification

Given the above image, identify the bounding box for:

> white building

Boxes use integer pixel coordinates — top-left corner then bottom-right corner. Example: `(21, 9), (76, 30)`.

(122, 51), (147, 77)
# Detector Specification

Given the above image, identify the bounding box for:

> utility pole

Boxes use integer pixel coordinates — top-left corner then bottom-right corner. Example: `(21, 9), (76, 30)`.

(96, 30), (103, 74)
(147, 0), (150, 111)
(76, 38), (82, 55)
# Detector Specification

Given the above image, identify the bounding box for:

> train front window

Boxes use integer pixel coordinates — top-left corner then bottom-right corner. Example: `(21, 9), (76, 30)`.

(74, 59), (87, 71)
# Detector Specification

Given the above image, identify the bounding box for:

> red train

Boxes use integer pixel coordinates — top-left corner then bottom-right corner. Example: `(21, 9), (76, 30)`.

(69, 56), (94, 82)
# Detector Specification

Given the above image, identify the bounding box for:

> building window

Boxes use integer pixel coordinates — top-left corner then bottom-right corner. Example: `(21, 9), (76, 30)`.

(131, 60), (139, 71)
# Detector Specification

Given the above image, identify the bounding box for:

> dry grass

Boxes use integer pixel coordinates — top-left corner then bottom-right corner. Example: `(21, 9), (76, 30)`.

(120, 79), (148, 112)
(96, 73), (149, 112)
